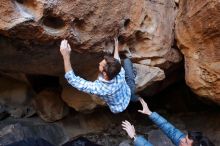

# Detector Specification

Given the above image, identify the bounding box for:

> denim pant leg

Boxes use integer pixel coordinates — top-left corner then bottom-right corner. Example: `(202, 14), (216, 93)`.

(123, 58), (138, 102)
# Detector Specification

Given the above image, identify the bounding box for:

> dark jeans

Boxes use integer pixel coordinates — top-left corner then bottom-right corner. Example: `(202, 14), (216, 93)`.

(123, 58), (138, 102)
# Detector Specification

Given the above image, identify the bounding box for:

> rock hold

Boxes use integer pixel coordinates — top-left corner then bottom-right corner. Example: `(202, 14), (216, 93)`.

(134, 64), (165, 92)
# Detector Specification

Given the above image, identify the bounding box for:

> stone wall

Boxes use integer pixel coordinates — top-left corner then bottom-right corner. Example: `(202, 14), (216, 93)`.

(176, 0), (220, 104)
(0, 0), (219, 118)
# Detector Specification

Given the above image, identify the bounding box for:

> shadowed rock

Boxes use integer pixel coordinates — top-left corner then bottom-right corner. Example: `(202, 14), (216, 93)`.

(32, 89), (69, 122)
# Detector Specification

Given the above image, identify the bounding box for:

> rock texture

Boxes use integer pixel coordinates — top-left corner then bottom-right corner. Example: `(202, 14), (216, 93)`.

(0, 0), (179, 73)
(32, 89), (69, 122)
(176, 0), (220, 104)
(0, 0), (183, 112)
(0, 76), (31, 106)
(61, 87), (98, 112)
(0, 122), (67, 146)
(134, 64), (165, 92)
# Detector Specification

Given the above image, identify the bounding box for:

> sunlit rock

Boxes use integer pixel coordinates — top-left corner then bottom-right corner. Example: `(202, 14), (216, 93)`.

(0, 0), (183, 111)
(176, 0), (220, 104)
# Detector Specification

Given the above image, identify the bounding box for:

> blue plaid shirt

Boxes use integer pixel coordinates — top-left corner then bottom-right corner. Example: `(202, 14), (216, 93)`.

(64, 67), (131, 113)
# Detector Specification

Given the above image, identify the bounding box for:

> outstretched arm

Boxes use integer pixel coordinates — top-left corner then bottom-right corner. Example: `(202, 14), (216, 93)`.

(60, 39), (72, 73)
(138, 98), (152, 115)
(122, 120), (136, 139)
(138, 98), (185, 146)
(60, 40), (109, 97)
(113, 37), (121, 63)
(121, 120), (153, 146)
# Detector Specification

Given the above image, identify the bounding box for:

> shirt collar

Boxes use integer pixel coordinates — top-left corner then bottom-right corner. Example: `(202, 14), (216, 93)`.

(98, 74), (115, 83)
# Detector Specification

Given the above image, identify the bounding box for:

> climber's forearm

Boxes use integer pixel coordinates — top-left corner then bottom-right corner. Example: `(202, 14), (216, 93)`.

(63, 56), (73, 73)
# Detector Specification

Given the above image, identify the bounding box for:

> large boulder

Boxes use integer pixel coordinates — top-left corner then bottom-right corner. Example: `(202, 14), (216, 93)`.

(61, 87), (99, 112)
(0, 0), (183, 111)
(175, 0), (220, 104)
(0, 76), (31, 106)
(0, 74), (37, 118)
(0, 0), (179, 77)
(0, 123), (67, 146)
(32, 89), (69, 122)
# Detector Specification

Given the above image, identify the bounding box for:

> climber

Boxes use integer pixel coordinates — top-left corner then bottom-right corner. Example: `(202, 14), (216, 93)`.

(121, 98), (215, 146)
(60, 37), (138, 114)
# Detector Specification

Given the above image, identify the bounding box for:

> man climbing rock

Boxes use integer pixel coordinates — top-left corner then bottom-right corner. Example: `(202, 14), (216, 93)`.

(60, 38), (138, 113)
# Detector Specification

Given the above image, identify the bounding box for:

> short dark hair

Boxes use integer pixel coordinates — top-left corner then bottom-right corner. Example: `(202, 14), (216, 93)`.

(188, 131), (215, 146)
(103, 55), (121, 80)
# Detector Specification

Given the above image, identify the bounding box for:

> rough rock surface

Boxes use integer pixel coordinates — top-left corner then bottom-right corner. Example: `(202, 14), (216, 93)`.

(1, 82), (219, 145)
(32, 89), (69, 122)
(0, 122), (67, 146)
(0, 76), (33, 106)
(61, 87), (99, 112)
(0, 0), (179, 74)
(0, 0), (181, 74)
(175, 0), (220, 104)
(134, 64), (165, 92)
(0, 0), (182, 111)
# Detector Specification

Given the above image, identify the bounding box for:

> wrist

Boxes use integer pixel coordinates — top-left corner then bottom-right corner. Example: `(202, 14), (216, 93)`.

(63, 55), (70, 60)
(132, 134), (137, 141)
(147, 111), (152, 116)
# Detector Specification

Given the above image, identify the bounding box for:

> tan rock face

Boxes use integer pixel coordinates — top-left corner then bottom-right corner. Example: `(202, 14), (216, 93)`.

(61, 87), (98, 112)
(0, 0), (182, 111)
(0, 0), (44, 38)
(33, 89), (69, 122)
(134, 64), (165, 92)
(0, 0), (179, 71)
(176, 0), (220, 104)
